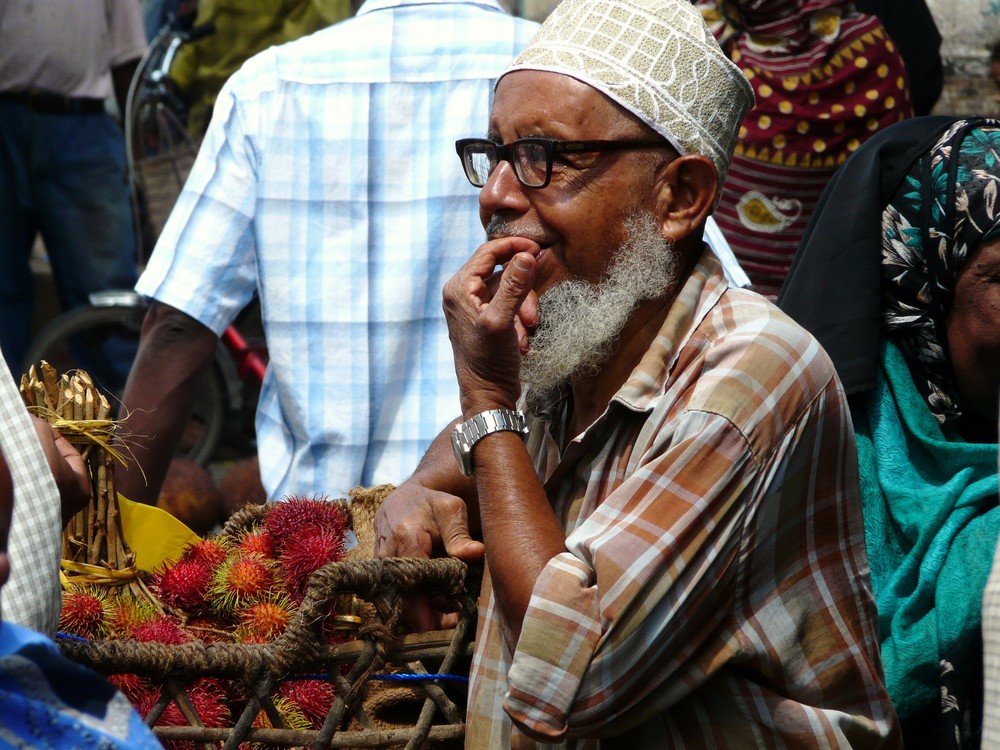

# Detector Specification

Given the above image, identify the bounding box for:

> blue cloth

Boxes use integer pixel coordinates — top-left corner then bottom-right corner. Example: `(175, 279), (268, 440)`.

(0, 621), (161, 749)
(137, 0), (538, 499)
(0, 101), (139, 376)
(855, 340), (1000, 720)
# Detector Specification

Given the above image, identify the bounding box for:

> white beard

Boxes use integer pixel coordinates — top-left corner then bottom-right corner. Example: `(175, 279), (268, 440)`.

(520, 211), (678, 412)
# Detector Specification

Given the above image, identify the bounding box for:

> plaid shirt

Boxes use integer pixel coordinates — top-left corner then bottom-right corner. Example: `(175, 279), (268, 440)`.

(0, 357), (62, 635)
(138, 0), (537, 499)
(467, 251), (901, 748)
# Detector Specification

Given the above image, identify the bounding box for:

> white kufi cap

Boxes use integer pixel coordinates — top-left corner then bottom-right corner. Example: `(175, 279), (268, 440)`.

(502, 0), (754, 187)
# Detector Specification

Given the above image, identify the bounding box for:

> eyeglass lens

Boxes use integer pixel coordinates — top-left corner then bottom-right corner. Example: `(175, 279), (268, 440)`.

(462, 141), (549, 188)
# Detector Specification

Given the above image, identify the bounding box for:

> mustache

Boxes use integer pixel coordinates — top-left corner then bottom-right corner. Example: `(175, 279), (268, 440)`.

(484, 216), (549, 246)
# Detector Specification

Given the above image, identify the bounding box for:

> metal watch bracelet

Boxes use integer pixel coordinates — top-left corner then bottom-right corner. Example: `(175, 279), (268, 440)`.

(451, 408), (528, 476)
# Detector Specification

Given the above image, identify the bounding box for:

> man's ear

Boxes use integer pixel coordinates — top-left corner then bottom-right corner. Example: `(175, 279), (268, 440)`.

(652, 154), (718, 242)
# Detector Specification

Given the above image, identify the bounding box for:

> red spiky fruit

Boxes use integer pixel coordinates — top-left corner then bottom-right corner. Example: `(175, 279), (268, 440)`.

(279, 528), (347, 603)
(60, 588), (110, 638)
(235, 528), (275, 559)
(235, 597), (294, 642)
(183, 615), (232, 643)
(105, 594), (156, 638)
(263, 496), (349, 555)
(109, 672), (154, 707)
(131, 614), (193, 645)
(151, 557), (214, 614)
(250, 695), (311, 732)
(153, 678), (231, 750)
(181, 537), (230, 568)
(208, 553), (276, 613)
(127, 678), (163, 720)
(278, 679), (335, 729)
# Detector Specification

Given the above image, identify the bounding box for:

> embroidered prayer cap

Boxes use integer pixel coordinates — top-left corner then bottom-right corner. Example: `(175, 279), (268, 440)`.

(500, 0), (754, 188)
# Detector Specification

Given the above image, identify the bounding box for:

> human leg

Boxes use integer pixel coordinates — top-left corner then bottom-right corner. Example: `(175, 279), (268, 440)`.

(0, 100), (40, 373)
(32, 112), (140, 386)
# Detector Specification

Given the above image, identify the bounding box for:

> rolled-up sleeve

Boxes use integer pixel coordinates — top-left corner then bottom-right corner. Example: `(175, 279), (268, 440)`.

(504, 409), (758, 738)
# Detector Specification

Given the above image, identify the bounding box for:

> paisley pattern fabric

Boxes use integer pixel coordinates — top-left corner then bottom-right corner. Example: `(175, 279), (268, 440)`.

(881, 118), (1000, 425)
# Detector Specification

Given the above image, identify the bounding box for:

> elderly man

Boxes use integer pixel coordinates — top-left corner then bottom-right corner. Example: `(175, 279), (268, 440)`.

(374, 0), (901, 746)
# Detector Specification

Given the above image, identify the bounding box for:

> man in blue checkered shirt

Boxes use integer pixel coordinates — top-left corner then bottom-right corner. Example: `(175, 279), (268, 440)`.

(118, 0), (539, 506)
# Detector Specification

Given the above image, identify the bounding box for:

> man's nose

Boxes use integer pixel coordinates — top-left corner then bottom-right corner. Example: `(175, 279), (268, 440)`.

(479, 159), (531, 217)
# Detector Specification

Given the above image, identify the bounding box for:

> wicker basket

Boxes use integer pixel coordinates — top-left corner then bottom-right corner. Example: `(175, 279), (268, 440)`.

(22, 365), (477, 748)
(58, 494), (480, 749)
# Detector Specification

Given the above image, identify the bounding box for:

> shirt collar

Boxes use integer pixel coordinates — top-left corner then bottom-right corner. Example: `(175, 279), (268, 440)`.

(612, 245), (728, 413)
(527, 245), (728, 434)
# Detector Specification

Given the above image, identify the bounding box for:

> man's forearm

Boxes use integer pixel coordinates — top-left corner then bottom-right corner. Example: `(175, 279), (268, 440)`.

(410, 419), (479, 511)
(472, 427), (567, 649)
(116, 302), (218, 504)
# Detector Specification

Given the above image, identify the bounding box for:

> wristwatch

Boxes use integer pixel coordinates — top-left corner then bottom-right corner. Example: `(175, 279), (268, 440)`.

(451, 408), (528, 477)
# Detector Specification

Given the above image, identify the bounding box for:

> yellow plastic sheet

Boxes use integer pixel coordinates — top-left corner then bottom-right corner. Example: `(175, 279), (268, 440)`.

(118, 494), (200, 572)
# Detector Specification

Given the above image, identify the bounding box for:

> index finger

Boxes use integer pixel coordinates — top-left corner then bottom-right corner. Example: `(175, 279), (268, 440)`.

(465, 235), (543, 280)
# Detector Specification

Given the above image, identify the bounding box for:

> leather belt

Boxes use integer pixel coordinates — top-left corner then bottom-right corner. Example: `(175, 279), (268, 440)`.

(0, 90), (106, 115)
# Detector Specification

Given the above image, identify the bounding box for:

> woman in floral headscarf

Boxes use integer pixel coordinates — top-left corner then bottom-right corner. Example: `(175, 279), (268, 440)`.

(780, 116), (1000, 750)
(697, 0), (914, 297)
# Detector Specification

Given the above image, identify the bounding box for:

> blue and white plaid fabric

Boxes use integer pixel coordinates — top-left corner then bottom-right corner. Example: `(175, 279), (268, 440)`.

(138, 0), (538, 499)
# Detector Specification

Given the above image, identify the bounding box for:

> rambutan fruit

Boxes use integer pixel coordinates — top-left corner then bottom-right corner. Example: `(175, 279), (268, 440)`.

(234, 597), (294, 642)
(208, 553), (276, 613)
(105, 593), (156, 638)
(180, 537), (230, 568)
(153, 678), (231, 750)
(109, 672), (154, 708)
(151, 556), (215, 614)
(263, 496), (349, 556)
(250, 694), (311, 732)
(279, 528), (346, 603)
(278, 679), (335, 729)
(60, 587), (110, 638)
(183, 615), (233, 643)
(235, 528), (275, 559)
(131, 614), (193, 645)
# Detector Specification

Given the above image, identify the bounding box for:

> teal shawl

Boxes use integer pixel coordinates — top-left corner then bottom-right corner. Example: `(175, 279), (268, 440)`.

(855, 340), (1000, 719)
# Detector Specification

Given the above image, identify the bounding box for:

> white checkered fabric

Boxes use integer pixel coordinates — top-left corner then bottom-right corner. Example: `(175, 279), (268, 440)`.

(138, 0), (538, 500)
(0, 358), (62, 635)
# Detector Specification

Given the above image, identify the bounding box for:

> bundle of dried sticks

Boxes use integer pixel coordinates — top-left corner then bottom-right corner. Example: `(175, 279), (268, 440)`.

(19, 362), (156, 605)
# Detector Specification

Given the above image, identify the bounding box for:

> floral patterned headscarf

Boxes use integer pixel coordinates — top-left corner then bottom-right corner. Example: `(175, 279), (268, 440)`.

(881, 118), (1000, 424)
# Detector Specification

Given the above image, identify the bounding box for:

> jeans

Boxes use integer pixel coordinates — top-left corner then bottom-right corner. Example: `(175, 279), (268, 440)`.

(0, 99), (139, 376)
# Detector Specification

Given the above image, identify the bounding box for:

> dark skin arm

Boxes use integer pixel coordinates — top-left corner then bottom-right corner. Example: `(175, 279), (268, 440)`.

(375, 238), (567, 648)
(29, 417), (89, 527)
(111, 58), (140, 126)
(116, 301), (218, 505)
(443, 239), (568, 648)
(374, 422), (484, 631)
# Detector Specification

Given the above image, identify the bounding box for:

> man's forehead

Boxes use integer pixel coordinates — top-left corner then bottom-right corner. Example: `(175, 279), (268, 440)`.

(489, 71), (628, 134)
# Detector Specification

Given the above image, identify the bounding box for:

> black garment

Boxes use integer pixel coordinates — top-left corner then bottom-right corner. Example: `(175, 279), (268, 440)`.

(856, 0), (943, 116)
(775, 115), (956, 395)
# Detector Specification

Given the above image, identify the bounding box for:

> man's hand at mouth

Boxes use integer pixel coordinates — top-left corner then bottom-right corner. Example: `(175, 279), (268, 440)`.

(444, 236), (542, 415)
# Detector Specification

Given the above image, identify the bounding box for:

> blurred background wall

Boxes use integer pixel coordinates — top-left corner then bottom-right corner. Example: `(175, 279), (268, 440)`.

(927, 0), (1000, 115)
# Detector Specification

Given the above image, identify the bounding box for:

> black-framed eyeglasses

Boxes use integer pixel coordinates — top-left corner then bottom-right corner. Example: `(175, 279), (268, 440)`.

(455, 136), (671, 189)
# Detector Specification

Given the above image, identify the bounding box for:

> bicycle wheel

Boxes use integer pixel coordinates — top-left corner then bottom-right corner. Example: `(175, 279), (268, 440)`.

(23, 303), (227, 465)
